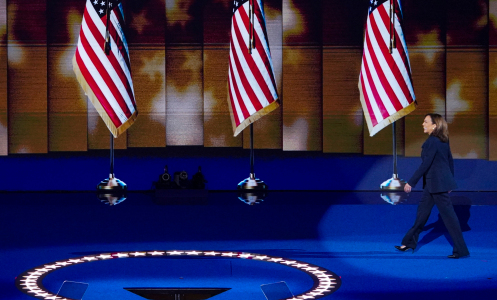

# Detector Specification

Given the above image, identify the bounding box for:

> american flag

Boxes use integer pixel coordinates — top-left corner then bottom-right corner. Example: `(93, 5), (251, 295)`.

(228, 0), (279, 137)
(73, 0), (137, 138)
(359, 0), (416, 137)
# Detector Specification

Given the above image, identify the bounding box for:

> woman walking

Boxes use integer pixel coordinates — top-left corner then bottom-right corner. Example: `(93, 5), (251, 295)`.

(396, 113), (469, 259)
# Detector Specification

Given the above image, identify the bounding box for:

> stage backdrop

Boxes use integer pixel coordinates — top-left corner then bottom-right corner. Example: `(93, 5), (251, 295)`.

(0, 0), (496, 160)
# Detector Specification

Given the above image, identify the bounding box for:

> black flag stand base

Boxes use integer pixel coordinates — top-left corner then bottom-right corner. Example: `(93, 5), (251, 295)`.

(97, 173), (127, 191)
(237, 173), (268, 205)
(380, 122), (408, 205)
(237, 173), (268, 190)
(96, 134), (128, 205)
(97, 174), (128, 205)
(380, 173), (406, 190)
(237, 124), (268, 205)
(380, 175), (408, 205)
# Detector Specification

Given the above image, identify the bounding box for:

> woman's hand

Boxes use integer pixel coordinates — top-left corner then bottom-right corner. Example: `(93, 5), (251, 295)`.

(404, 183), (412, 193)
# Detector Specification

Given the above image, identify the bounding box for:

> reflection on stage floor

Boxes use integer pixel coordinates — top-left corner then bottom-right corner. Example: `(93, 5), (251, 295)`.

(1, 191), (496, 300)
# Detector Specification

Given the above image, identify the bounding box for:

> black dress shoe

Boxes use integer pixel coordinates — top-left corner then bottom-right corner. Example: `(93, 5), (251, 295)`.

(448, 254), (470, 259)
(395, 245), (413, 252)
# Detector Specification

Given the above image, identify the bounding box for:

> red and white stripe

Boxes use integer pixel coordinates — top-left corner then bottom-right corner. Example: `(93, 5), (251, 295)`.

(73, 0), (137, 137)
(228, 0), (279, 137)
(359, 0), (416, 137)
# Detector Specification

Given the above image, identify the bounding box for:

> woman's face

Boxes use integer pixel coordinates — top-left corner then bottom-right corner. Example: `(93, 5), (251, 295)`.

(423, 116), (436, 135)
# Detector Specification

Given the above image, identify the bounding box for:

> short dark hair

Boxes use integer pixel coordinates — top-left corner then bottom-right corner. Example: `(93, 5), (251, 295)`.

(426, 113), (449, 143)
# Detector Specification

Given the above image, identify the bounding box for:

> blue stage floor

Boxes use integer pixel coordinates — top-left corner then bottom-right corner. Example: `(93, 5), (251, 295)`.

(1, 191), (496, 300)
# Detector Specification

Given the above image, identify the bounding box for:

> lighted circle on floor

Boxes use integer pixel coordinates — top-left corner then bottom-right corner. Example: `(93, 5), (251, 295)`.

(16, 250), (341, 300)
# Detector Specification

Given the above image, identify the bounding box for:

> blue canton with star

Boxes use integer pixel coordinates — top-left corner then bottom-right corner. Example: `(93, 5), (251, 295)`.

(369, 0), (387, 14)
(232, 0), (249, 14)
(92, 0), (121, 18)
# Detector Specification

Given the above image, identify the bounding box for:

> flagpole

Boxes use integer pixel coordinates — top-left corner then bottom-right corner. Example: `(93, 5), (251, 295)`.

(248, 0), (252, 53)
(250, 123), (254, 175)
(380, 122), (406, 191)
(234, 0), (272, 204)
(392, 121), (397, 176)
(380, 1), (405, 192)
(110, 133), (114, 175)
(237, 123), (267, 205)
(389, 0), (396, 53)
(248, 0), (255, 54)
(96, 0), (127, 202)
(104, 0), (112, 55)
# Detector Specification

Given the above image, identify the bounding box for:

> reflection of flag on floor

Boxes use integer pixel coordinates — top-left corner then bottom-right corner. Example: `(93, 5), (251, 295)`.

(228, 0), (279, 137)
(359, 0), (416, 137)
(73, 0), (137, 138)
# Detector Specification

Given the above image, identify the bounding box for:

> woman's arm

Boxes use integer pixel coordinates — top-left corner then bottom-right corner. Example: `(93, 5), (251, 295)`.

(407, 138), (437, 188)
(448, 145), (455, 177)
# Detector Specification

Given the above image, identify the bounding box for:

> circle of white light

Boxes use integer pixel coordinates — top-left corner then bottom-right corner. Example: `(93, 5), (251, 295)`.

(16, 250), (341, 300)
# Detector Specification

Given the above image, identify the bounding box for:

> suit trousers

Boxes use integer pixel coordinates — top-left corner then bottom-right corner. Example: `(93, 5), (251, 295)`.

(401, 189), (469, 256)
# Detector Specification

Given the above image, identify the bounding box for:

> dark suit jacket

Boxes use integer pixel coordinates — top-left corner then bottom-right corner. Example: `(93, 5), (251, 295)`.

(408, 135), (457, 193)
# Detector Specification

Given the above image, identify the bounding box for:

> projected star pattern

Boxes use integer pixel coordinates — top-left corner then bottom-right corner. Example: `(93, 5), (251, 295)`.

(16, 250), (341, 300)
